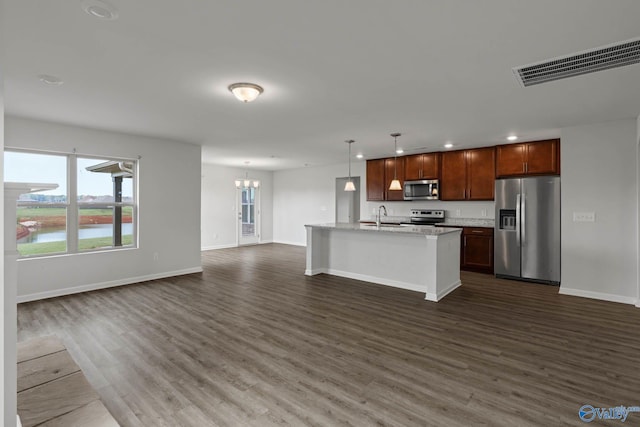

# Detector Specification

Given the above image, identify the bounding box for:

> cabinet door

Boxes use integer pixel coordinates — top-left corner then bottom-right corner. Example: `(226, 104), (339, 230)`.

(440, 151), (467, 200)
(526, 139), (559, 175)
(404, 154), (423, 181)
(421, 152), (440, 179)
(467, 147), (495, 200)
(462, 228), (494, 273)
(385, 157), (405, 201)
(366, 159), (385, 201)
(496, 144), (526, 177)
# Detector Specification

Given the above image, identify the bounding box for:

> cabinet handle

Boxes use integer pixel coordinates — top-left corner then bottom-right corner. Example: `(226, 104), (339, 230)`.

(463, 189), (466, 199)
(471, 230), (483, 233)
(522, 162), (525, 173)
(464, 236), (467, 247)
(525, 162), (528, 173)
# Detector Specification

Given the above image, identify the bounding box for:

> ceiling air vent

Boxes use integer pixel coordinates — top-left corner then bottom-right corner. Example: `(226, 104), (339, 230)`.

(513, 37), (640, 87)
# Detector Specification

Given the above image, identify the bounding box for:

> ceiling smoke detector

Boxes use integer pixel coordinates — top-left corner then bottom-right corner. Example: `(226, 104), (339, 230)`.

(81, 0), (119, 20)
(513, 37), (640, 87)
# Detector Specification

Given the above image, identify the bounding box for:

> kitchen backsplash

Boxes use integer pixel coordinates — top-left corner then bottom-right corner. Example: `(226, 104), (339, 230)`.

(362, 200), (495, 220)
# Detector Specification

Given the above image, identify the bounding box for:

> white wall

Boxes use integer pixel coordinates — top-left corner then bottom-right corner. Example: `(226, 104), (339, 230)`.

(273, 160), (494, 246)
(1, 15), (12, 423)
(560, 118), (638, 305)
(6, 117), (203, 302)
(273, 162), (359, 246)
(637, 114), (640, 308)
(201, 163), (273, 250)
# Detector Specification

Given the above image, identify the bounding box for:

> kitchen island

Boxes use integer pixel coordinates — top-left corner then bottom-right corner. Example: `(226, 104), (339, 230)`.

(305, 223), (462, 302)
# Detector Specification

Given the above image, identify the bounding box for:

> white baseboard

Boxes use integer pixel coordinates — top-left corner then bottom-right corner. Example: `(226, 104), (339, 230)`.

(17, 266), (204, 303)
(201, 243), (237, 251)
(559, 287), (638, 305)
(323, 268), (426, 294)
(425, 280), (462, 302)
(272, 240), (306, 247)
(201, 240), (275, 251)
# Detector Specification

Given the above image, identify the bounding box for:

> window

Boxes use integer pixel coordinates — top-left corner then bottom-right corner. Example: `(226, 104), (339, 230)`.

(4, 149), (137, 257)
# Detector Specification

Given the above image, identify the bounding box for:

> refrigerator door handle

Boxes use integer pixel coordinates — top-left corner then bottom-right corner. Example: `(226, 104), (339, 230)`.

(515, 193), (521, 245)
(521, 193), (526, 245)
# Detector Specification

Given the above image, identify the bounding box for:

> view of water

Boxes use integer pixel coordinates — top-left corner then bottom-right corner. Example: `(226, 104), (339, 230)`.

(18, 223), (134, 243)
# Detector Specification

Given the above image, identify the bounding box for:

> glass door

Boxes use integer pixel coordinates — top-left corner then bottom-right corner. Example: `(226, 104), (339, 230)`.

(238, 185), (260, 245)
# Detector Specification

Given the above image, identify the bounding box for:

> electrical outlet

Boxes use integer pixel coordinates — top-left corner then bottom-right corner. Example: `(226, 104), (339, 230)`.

(153, 252), (159, 261)
(573, 212), (595, 222)
(455, 209), (461, 217)
(481, 209), (487, 217)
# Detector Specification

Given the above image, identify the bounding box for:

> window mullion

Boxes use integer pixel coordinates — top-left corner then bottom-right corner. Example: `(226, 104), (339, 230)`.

(68, 154), (78, 253)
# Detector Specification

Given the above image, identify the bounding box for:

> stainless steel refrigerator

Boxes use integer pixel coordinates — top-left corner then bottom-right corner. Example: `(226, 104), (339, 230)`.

(494, 176), (560, 284)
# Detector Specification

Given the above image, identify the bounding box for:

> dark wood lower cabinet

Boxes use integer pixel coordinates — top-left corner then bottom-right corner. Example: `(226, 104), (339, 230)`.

(461, 227), (494, 274)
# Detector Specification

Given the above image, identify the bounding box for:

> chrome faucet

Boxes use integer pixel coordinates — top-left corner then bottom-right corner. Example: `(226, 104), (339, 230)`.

(376, 205), (388, 228)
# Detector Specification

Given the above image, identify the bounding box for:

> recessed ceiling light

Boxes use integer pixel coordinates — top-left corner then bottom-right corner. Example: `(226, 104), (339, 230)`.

(507, 135), (518, 141)
(356, 153), (364, 159)
(37, 74), (64, 86)
(396, 148), (404, 154)
(444, 143), (454, 149)
(81, 0), (119, 20)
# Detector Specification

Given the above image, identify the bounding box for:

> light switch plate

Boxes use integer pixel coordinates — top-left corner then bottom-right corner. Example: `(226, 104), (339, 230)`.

(573, 212), (595, 222)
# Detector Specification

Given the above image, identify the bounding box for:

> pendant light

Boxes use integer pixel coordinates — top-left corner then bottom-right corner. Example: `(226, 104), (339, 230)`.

(389, 132), (402, 190)
(344, 139), (356, 192)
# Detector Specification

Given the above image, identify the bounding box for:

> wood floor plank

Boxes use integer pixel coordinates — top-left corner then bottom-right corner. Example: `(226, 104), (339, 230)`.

(17, 243), (640, 426)
(17, 350), (81, 392)
(17, 335), (65, 363)
(17, 371), (99, 427)
(39, 400), (120, 427)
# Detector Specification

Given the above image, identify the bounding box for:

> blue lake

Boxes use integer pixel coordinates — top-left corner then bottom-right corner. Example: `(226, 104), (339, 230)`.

(18, 223), (134, 243)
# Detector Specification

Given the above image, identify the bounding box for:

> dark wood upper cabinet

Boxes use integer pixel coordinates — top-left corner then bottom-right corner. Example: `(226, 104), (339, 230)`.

(404, 153), (440, 181)
(404, 154), (422, 181)
(384, 157), (405, 201)
(467, 147), (495, 200)
(366, 159), (385, 201)
(496, 139), (560, 177)
(440, 150), (467, 200)
(441, 148), (495, 201)
(526, 139), (559, 175)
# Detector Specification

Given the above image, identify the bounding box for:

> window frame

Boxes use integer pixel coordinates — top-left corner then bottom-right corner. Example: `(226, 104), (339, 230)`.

(6, 148), (139, 258)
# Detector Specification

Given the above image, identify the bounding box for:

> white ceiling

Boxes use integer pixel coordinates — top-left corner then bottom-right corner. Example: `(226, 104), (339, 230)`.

(5, 0), (640, 170)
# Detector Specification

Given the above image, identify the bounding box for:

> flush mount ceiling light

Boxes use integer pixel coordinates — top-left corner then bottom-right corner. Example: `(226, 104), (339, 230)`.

(344, 140), (356, 192)
(444, 143), (454, 149)
(356, 153), (364, 159)
(37, 74), (64, 86)
(81, 0), (119, 20)
(228, 83), (264, 103)
(507, 135), (518, 141)
(389, 133), (402, 191)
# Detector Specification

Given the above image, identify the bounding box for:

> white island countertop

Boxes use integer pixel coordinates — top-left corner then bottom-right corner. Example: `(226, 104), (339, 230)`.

(305, 223), (462, 302)
(306, 223), (461, 237)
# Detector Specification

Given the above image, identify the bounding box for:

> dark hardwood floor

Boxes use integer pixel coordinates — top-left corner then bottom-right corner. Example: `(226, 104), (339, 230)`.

(17, 244), (640, 426)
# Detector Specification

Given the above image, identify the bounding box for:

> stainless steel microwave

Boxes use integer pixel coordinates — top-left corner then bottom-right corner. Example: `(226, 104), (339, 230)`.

(403, 179), (439, 200)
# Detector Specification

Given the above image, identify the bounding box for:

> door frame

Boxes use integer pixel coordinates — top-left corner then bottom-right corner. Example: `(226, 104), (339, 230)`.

(236, 183), (261, 246)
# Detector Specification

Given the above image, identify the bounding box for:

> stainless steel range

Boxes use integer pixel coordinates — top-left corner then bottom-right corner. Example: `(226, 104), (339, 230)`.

(409, 209), (445, 225)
